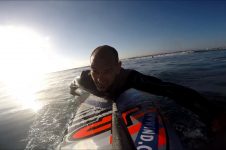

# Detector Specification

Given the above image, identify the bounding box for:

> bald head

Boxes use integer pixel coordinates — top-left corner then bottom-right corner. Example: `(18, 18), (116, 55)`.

(90, 45), (121, 92)
(90, 45), (119, 65)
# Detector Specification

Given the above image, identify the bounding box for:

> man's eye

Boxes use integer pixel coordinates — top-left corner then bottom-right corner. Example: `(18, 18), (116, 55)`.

(103, 69), (112, 74)
(91, 70), (99, 74)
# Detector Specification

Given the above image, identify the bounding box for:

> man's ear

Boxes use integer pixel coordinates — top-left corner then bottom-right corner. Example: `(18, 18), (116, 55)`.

(116, 61), (122, 74)
(118, 61), (122, 67)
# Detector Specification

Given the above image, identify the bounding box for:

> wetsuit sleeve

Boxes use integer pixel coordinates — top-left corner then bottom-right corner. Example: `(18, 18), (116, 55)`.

(69, 70), (101, 96)
(127, 70), (219, 124)
(69, 70), (91, 95)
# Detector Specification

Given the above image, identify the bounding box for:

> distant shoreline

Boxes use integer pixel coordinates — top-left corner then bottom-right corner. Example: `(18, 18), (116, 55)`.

(48, 48), (226, 74)
(122, 48), (226, 60)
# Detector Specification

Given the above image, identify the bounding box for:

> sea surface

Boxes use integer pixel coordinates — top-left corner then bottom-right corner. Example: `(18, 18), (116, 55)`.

(0, 50), (226, 150)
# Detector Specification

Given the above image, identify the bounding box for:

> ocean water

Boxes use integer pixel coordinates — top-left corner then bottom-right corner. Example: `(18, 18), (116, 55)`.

(0, 50), (226, 150)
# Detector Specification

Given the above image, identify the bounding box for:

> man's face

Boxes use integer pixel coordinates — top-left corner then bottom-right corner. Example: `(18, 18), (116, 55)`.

(90, 55), (121, 92)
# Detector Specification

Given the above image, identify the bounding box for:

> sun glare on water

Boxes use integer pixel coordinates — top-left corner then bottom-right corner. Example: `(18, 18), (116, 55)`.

(0, 25), (55, 112)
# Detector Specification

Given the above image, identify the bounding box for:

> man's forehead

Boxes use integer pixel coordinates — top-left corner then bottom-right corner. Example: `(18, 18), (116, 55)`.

(91, 54), (116, 64)
(91, 58), (115, 69)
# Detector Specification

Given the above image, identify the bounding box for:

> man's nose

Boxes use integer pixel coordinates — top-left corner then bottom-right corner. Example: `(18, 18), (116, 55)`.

(97, 73), (104, 82)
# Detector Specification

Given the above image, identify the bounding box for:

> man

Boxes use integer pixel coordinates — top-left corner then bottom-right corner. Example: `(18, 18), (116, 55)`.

(70, 45), (225, 134)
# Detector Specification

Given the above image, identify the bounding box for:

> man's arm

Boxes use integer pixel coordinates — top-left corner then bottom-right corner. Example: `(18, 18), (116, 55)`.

(127, 70), (223, 125)
(69, 70), (102, 96)
(70, 76), (80, 96)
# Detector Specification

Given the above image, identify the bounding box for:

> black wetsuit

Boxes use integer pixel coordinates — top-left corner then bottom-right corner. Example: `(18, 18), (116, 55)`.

(70, 68), (220, 124)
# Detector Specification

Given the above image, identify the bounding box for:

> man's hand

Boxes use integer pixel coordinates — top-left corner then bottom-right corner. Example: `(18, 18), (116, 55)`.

(70, 81), (78, 96)
(70, 77), (80, 96)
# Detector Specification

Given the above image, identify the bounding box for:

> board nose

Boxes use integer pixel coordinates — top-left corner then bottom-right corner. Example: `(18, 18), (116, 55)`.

(112, 102), (137, 150)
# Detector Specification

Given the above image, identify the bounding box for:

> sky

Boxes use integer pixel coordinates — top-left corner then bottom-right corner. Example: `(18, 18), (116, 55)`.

(0, 0), (226, 72)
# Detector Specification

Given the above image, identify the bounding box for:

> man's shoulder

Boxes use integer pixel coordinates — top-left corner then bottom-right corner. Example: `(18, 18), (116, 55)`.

(121, 68), (161, 83)
(79, 70), (94, 86)
(115, 68), (142, 84)
(120, 68), (138, 75)
(70, 70), (92, 87)
(120, 68), (142, 78)
(80, 70), (91, 79)
(70, 70), (95, 95)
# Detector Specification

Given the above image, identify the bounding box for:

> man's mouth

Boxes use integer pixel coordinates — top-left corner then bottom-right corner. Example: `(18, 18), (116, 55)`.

(96, 83), (106, 91)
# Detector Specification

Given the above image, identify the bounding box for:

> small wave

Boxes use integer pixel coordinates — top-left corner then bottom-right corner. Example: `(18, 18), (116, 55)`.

(25, 98), (78, 150)
(213, 56), (226, 62)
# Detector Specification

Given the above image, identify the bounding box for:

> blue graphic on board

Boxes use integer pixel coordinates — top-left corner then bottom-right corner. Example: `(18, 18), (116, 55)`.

(135, 112), (158, 150)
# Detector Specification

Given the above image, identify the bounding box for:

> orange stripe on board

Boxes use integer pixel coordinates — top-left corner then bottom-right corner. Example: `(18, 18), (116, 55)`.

(109, 122), (142, 144)
(72, 107), (156, 140)
(128, 122), (142, 135)
(122, 107), (139, 125)
(72, 115), (112, 139)
(132, 108), (156, 121)
(158, 128), (167, 147)
(109, 135), (112, 144)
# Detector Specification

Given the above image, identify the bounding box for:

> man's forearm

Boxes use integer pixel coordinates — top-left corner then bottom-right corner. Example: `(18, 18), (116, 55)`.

(162, 82), (218, 124)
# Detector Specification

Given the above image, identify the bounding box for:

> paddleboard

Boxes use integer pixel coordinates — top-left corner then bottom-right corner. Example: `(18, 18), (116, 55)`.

(58, 88), (183, 150)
